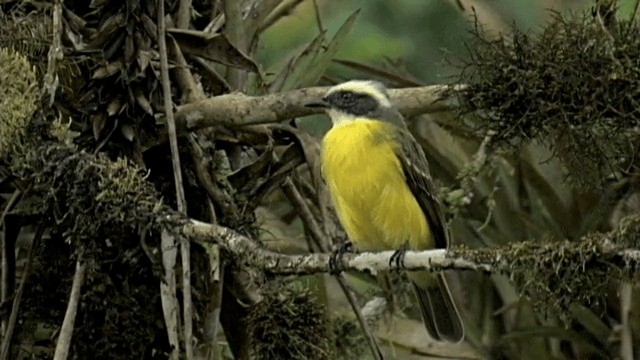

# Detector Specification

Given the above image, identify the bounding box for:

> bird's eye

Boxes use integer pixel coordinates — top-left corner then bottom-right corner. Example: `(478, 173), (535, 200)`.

(339, 92), (354, 101)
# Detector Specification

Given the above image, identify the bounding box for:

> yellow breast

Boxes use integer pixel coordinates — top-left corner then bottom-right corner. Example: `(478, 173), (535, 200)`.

(321, 120), (433, 251)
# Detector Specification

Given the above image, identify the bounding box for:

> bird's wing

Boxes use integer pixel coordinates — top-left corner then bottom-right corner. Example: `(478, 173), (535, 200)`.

(394, 128), (449, 249)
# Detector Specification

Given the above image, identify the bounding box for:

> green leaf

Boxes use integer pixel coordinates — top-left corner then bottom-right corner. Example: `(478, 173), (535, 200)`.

(568, 303), (612, 346)
(276, 9), (360, 90)
(501, 326), (609, 357)
(269, 32), (326, 92)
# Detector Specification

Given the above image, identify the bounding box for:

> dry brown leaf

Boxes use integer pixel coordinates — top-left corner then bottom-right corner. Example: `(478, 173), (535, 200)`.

(124, 34), (135, 65)
(92, 112), (108, 140)
(133, 87), (154, 115)
(92, 61), (123, 79)
(107, 98), (123, 117)
(90, 13), (125, 47)
(167, 28), (260, 72)
(121, 123), (135, 142)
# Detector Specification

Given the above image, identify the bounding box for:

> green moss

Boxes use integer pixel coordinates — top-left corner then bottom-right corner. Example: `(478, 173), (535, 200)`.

(247, 282), (332, 360)
(8, 140), (181, 358)
(452, 215), (640, 320)
(331, 316), (368, 360)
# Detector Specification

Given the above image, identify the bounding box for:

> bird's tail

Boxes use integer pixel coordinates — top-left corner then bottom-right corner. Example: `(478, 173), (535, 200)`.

(409, 271), (464, 342)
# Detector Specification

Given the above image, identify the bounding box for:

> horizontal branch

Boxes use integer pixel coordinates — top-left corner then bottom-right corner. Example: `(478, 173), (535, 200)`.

(172, 84), (466, 133)
(183, 219), (475, 274)
(184, 219), (640, 276)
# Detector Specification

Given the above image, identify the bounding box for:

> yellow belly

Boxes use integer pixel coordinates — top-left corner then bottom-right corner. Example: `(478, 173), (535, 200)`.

(321, 120), (433, 251)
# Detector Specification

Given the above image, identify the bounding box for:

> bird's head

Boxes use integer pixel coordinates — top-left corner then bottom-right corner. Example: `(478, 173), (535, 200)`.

(306, 80), (395, 127)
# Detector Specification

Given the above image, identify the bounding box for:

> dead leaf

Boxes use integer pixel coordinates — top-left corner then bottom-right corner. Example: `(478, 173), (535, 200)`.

(248, 143), (306, 209)
(92, 113), (108, 140)
(90, 0), (110, 8)
(92, 61), (123, 79)
(107, 98), (123, 116)
(140, 14), (158, 41)
(90, 13), (125, 47)
(121, 123), (135, 142)
(167, 28), (260, 73)
(227, 139), (275, 191)
(133, 87), (154, 115)
(124, 34), (135, 65)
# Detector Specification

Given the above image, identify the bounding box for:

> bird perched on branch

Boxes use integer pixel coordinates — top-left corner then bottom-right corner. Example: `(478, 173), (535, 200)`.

(307, 80), (464, 342)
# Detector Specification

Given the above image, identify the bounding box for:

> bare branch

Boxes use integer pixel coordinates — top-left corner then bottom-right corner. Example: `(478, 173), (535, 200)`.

(172, 84), (465, 133)
(43, 0), (63, 105)
(176, 0), (192, 29)
(53, 259), (86, 360)
(158, 0), (191, 357)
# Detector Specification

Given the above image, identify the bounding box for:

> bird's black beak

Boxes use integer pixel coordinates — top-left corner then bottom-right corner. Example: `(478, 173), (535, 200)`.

(305, 99), (329, 109)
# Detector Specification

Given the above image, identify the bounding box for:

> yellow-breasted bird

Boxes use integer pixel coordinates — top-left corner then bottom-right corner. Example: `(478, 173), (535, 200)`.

(307, 80), (464, 342)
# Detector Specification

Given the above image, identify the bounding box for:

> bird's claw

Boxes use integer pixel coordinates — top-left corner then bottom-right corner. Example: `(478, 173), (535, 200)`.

(389, 247), (407, 271)
(329, 241), (353, 274)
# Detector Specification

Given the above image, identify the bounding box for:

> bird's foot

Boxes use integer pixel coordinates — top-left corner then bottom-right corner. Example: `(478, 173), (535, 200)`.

(329, 241), (353, 274)
(389, 247), (408, 271)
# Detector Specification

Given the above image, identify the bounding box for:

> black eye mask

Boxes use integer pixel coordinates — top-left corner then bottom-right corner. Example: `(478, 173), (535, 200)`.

(324, 90), (379, 116)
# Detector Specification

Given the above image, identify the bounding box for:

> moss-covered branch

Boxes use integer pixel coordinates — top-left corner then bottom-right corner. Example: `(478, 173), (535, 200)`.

(185, 217), (640, 275)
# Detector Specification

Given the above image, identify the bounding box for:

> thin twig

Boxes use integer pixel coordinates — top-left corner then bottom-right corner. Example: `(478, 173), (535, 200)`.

(257, 0), (305, 35)
(188, 135), (239, 221)
(198, 198), (223, 360)
(334, 277), (384, 360)
(160, 231), (180, 359)
(311, 0), (324, 33)
(282, 179), (326, 251)
(282, 179), (384, 360)
(44, 0), (63, 105)
(0, 224), (45, 360)
(53, 258), (86, 360)
(168, 37), (206, 103)
(1, 190), (21, 333)
(620, 282), (633, 360)
(244, 0), (282, 49)
(158, 0), (193, 357)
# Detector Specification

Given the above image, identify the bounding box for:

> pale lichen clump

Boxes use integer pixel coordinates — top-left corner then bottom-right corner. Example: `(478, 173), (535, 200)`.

(0, 47), (39, 159)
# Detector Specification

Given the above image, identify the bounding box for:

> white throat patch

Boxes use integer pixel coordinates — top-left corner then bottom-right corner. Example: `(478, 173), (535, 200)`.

(327, 108), (361, 127)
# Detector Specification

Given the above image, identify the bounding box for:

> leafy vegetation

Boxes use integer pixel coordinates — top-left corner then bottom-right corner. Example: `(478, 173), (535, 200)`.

(1, 1), (640, 359)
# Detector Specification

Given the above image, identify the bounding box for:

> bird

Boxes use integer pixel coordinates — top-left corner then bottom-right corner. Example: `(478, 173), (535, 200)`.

(306, 80), (464, 342)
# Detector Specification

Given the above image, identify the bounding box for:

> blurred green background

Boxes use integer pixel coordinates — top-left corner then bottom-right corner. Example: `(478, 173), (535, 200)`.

(257, 0), (636, 84)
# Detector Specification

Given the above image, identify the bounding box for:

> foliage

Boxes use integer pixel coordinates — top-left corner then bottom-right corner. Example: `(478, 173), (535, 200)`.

(2, 0), (640, 359)
(0, 47), (38, 159)
(247, 282), (332, 360)
(460, 12), (640, 187)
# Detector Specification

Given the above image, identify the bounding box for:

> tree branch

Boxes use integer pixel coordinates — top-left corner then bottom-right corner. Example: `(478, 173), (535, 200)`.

(172, 84), (465, 133)
(185, 219), (489, 275)
(53, 259), (86, 360)
(184, 219), (640, 276)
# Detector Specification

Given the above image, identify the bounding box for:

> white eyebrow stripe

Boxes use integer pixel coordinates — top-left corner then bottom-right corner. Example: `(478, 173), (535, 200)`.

(325, 80), (391, 108)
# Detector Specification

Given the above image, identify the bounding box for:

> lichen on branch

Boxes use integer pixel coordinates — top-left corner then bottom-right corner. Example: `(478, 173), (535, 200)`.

(460, 13), (640, 187)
